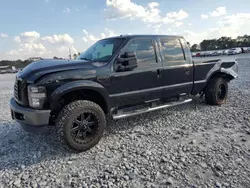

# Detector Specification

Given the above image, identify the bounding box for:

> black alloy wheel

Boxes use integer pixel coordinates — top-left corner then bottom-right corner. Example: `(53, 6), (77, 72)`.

(71, 112), (98, 144)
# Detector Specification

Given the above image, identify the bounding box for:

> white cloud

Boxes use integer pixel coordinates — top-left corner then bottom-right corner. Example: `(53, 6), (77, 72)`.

(188, 23), (192, 26)
(201, 7), (227, 19)
(57, 45), (77, 54)
(166, 9), (188, 21)
(211, 13), (250, 39)
(83, 29), (88, 35)
(11, 31), (46, 58)
(20, 43), (46, 52)
(182, 12), (250, 44)
(42, 34), (74, 44)
(174, 21), (183, 27)
(14, 31), (40, 43)
(210, 7), (227, 17)
(201, 14), (209, 19)
(105, 0), (188, 27)
(0, 33), (8, 38)
(82, 37), (88, 42)
(82, 28), (116, 43)
(6, 43), (47, 59)
(6, 50), (19, 56)
(63, 8), (71, 13)
(148, 2), (159, 9)
(45, 0), (49, 4)
(6, 31), (77, 60)
(182, 30), (208, 44)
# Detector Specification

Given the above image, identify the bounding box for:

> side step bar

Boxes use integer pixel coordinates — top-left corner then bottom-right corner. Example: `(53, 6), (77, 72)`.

(112, 98), (192, 120)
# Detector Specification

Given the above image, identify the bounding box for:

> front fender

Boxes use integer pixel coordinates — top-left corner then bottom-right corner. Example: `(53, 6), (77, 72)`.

(50, 80), (110, 111)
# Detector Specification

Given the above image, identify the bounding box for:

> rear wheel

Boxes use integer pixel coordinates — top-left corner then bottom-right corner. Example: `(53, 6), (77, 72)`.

(205, 77), (228, 105)
(56, 100), (106, 152)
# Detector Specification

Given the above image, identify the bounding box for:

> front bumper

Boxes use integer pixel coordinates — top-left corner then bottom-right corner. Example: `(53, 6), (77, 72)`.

(10, 97), (51, 126)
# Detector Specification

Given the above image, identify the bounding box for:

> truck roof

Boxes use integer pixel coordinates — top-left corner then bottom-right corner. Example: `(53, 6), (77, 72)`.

(103, 34), (182, 40)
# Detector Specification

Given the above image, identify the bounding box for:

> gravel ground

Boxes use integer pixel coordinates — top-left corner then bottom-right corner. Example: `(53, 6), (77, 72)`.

(0, 59), (250, 188)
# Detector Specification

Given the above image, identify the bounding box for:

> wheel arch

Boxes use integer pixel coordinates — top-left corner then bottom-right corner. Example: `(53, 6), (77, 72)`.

(50, 80), (110, 115)
(207, 71), (235, 82)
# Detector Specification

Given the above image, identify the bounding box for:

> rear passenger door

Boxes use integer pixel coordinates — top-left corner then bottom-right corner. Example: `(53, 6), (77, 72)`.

(110, 37), (163, 107)
(159, 37), (193, 98)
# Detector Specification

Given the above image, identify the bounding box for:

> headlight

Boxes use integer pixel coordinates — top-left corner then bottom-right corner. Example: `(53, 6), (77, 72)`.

(28, 85), (46, 108)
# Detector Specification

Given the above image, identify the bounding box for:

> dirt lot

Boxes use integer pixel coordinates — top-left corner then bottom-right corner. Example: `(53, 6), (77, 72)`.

(0, 58), (249, 188)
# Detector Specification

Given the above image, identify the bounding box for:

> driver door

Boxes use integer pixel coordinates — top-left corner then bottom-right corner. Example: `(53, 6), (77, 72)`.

(109, 37), (163, 108)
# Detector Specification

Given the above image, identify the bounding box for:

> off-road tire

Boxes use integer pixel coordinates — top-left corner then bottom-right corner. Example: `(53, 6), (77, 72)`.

(55, 100), (106, 152)
(205, 77), (228, 105)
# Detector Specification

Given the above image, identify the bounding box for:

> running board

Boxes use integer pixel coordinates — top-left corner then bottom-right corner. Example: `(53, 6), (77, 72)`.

(112, 98), (192, 120)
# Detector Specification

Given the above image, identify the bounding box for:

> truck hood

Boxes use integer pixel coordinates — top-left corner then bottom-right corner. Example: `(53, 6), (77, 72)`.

(17, 59), (104, 82)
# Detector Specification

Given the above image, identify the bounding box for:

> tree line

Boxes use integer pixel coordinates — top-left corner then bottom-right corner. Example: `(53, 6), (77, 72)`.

(0, 52), (81, 68)
(190, 34), (250, 52)
(0, 59), (33, 68)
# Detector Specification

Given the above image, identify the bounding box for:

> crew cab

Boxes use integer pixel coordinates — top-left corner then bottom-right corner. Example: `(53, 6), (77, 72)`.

(10, 35), (238, 151)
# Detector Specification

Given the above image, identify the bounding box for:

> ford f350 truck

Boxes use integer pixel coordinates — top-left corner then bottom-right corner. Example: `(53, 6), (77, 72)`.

(10, 35), (238, 151)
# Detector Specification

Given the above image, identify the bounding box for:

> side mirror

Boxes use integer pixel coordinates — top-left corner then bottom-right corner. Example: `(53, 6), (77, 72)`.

(117, 51), (138, 71)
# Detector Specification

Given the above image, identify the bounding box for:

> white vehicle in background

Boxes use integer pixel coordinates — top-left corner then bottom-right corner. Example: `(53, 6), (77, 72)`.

(227, 48), (242, 55)
(242, 47), (250, 53)
(222, 50), (228, 55)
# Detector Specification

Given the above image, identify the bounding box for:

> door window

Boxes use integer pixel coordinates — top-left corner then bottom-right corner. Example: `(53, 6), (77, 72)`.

(122, 39), (157, 70)
(160, 38), (185, 66)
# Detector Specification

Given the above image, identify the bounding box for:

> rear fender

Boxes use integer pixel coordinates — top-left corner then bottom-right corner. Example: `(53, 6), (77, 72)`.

(192, 60), (238, 95)
(206, 60), (238, 81)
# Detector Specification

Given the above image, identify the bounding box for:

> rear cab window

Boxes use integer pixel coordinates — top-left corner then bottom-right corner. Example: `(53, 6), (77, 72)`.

(160, 37), (187, 66)
(179, 37), (192, 64)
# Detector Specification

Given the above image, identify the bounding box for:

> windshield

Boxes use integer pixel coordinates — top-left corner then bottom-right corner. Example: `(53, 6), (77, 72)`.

(77, 38), (125, 62)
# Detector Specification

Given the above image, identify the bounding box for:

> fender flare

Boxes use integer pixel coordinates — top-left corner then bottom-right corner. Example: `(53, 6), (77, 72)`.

(50, 80), (110, 112)
(205, 60), (238, 83)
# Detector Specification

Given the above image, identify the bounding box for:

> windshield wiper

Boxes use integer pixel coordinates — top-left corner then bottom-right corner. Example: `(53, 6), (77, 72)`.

(79, 57), (93, 61)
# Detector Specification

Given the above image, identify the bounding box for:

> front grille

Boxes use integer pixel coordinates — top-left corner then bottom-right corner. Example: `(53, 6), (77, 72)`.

(14, 78), (29, 106)
(14, 80), (21, 101)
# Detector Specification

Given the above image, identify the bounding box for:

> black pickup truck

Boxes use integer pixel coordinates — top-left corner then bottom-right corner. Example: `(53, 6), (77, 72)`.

(10, 35), (238, 151)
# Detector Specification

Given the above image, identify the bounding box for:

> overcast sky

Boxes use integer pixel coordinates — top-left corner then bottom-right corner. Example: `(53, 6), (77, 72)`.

(0, 0), (250, 60)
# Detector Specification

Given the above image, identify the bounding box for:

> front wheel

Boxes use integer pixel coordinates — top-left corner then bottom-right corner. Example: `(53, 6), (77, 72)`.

(56, 100), (106, 152)
(205, 77), (228, 105)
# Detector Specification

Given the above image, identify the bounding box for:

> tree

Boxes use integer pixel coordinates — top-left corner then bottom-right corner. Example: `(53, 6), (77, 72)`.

(73, 54), (77, 59)
(190, 44), (200, 52)
(236, 35), (250, 47)
(200, 39), (218, 51)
